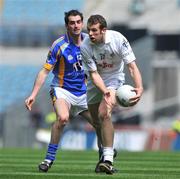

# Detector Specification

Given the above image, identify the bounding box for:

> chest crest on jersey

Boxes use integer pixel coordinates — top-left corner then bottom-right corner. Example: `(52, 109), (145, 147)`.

(67, 55), (73, 61)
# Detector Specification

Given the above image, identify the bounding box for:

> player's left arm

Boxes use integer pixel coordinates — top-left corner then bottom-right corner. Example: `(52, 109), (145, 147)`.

(127, 61), (143, 103)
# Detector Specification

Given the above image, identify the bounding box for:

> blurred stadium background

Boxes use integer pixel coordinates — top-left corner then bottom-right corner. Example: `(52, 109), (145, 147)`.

(0, 0), (180, 151)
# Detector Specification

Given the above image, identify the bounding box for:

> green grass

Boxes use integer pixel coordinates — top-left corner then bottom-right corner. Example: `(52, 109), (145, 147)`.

(0, 149), (180, 179)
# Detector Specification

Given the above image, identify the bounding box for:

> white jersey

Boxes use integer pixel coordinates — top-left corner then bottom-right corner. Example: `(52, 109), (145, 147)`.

(81, 30), (136, 89)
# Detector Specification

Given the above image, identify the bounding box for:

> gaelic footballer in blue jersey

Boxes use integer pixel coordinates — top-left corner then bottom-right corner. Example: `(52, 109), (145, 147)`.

(44, 33), (87, 97)
(25, 10), (104, 174)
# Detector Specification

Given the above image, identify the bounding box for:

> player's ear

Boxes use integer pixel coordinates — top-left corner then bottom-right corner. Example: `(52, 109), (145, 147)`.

(101, 28), (107, 34)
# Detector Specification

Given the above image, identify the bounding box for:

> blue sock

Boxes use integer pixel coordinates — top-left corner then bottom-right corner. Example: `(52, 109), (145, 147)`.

(45, 143), (58, 162)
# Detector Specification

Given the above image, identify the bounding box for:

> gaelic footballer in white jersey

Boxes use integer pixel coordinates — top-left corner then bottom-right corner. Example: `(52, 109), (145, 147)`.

(81, 30), (136, 93)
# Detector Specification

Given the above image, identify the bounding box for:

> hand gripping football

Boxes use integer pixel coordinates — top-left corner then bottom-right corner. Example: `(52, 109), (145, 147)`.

(116, 85), (136, 107)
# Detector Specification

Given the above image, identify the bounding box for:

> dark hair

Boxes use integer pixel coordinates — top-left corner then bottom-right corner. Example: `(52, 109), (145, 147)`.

(87, 15), (107, 29)
(64, 9), (83, 25)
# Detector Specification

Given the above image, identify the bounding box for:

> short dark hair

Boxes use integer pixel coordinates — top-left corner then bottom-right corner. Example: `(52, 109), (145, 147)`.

(87, 15), (107, 29)
(64, 9), (83, 25)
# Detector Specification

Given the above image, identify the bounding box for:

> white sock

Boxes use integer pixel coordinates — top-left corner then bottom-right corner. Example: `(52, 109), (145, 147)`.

(103, 147), (114, 163)
(44, 159), (52, 163)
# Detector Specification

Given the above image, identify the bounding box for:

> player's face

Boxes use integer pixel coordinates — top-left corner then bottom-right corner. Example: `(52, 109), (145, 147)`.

(87, 23), (106, 44)
(66, 15), (83, 36)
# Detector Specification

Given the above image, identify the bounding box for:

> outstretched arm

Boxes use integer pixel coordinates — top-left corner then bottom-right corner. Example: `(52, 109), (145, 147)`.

(25, 68), (50, 111)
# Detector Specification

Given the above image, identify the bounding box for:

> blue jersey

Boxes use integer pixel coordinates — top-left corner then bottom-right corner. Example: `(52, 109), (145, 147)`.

(44, 33), (87, 96)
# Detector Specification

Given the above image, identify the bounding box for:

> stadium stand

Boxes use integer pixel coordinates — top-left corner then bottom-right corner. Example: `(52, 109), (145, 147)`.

(0, 65), (39, 112)
(127, 36), (154, 89)
(0, 65), (52, 113)
(2, 0), (84, 25)
(0, 0), (85, 46)
(83, 0), (180, 33)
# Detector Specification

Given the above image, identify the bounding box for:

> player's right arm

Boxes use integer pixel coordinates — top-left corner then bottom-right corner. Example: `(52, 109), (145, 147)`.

(81, 43), (112, 105)
(25, 38), (60, 111)
(25, 68), (50, 111)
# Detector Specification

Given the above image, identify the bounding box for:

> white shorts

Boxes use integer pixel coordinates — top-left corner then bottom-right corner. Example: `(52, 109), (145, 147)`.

(50, 87), (88, 117)
(87, 78), (124, 104)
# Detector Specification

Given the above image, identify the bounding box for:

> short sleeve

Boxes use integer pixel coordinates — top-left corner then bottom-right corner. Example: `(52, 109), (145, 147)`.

(43, 44), (60, 71)
(80, 44), (97, 72)
(120, 37), (136, 64)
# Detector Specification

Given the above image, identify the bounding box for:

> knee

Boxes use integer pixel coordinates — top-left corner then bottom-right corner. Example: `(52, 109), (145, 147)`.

(56, 114), (69, 126)
(98, 110), (111, 122)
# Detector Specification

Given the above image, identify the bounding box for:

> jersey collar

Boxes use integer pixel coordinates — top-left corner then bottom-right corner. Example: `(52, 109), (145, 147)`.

(65, 32), (84, 44)
(105, 30), (111, 44)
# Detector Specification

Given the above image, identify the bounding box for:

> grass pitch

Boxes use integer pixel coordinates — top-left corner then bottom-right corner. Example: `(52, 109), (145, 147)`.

(0, 148), (180, 179)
